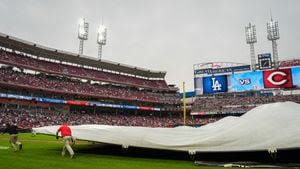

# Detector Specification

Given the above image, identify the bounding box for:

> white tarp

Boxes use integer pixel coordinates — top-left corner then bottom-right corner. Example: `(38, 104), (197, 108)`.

(33, 102), (300, 152)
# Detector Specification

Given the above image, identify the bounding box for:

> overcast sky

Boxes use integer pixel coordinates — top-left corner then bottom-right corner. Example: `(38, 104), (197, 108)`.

(0, 0), (300, 91)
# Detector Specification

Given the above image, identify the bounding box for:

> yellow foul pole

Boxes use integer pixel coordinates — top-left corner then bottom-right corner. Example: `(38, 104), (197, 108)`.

(183, 81), (186, 126)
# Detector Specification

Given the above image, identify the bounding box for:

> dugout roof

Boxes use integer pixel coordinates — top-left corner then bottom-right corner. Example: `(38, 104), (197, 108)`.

(0, 32), (166, 79)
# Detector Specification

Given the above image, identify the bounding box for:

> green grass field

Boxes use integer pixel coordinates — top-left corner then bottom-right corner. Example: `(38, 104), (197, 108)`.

(0, 133), (269, 169)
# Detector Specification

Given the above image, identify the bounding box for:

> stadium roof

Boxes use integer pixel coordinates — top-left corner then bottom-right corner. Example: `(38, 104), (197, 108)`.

(0, 32), (166, 79)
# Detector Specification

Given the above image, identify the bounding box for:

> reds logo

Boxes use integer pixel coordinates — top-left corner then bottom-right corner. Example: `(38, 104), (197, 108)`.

(263, 69), (293, 88)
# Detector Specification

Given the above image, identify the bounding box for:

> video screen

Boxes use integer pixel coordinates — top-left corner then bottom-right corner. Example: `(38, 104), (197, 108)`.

(202, 75), (228, 94)
(229, 71), (264, 92)
(292, 67), (300, 88)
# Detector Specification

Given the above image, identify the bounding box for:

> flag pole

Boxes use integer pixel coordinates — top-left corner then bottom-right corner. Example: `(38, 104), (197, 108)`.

(183, 81), (186, 126)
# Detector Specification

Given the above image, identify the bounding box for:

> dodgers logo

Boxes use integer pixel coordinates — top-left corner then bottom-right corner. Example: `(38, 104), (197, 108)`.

(212, 77), (222, 91)
(203, 75), (228, 94)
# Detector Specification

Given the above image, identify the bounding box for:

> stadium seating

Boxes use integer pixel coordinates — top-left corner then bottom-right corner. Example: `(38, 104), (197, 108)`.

(0, 108), (218, 128)
(0, 67), (179, 104)
(0, 50), (169, 90)
(192, 95), (300, 113)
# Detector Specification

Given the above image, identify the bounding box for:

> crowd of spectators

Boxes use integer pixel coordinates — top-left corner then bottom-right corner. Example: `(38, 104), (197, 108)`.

(192, 95), (300, 113)
(0, 67), (180, 104)
(0, 50), (169, 90)
(0, 108), (218, 129)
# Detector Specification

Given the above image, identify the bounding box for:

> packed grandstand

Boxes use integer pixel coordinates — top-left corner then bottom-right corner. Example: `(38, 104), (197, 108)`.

(1, 32), (300, 129)
(0, 32), (183, 128)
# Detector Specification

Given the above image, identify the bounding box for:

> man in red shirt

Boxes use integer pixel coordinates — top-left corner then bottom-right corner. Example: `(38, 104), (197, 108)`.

(56, 122), (75, 158)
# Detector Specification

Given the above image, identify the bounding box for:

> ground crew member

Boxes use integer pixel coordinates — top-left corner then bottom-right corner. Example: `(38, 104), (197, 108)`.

(1, 123), (23, 152)
(56, 121), (75, 158)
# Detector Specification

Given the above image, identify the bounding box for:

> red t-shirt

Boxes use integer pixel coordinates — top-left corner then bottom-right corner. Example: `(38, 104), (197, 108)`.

(57, 124), (72, 137)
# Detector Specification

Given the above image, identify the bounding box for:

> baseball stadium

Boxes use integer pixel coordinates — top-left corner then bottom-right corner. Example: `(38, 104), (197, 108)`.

(1, 1), (300, 169)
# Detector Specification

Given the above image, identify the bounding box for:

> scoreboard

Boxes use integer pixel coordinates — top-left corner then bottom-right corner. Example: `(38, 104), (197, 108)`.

(258, 53), (272, 70)
(195, 67), (300, 95)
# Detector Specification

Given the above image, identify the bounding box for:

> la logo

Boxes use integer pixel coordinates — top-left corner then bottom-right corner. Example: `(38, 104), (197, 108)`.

(212, 77), (222, 91)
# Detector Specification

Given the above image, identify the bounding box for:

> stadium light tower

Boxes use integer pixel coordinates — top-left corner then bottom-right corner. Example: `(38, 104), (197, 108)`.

(97, 24), (107, 60)
(245, 23), (257, 71)
(267, 17), (280, 68)
(78, 18), (89, 55)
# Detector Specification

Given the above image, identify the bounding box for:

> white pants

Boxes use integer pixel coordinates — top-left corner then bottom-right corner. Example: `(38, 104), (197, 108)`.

(62, 136), (74, 157)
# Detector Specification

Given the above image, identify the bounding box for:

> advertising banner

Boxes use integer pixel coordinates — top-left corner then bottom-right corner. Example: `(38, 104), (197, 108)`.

(65, 100), (90, 106)
(123, 105), (138, 110)
(138, 106), (154, 111)
(0, 93), (160, 111)
(194, 65), (251, 75)
(38, 98), (65, 104)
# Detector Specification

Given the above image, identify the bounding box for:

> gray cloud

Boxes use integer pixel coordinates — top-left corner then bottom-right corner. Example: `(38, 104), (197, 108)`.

(0, 0), (299, 91)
